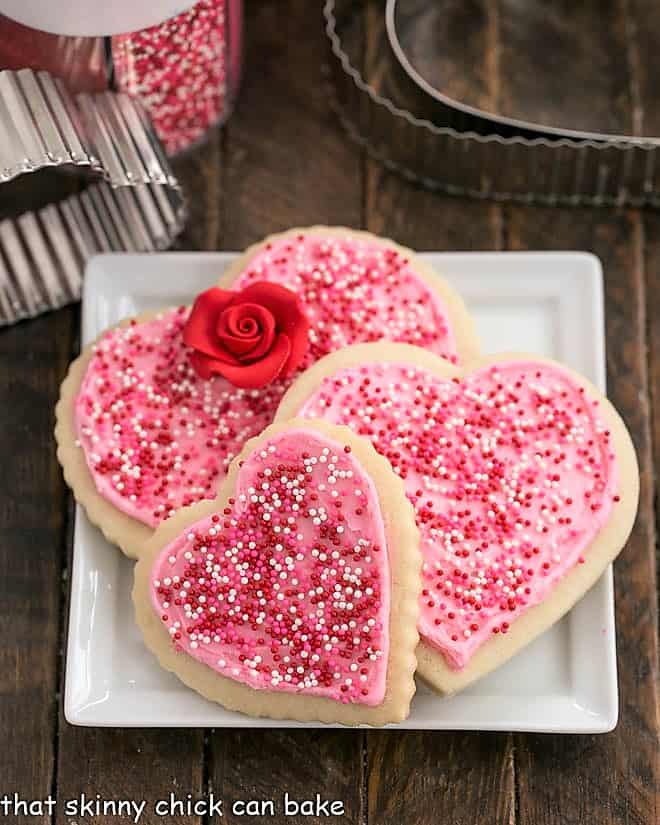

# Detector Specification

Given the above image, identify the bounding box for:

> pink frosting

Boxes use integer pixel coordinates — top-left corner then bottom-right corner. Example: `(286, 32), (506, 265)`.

(232, 231), (458, 365)
(295, 360), (620, 669)
(74, 309), (285, 527)
(75, 232), (458, 526)
(150, 428), (391, 704)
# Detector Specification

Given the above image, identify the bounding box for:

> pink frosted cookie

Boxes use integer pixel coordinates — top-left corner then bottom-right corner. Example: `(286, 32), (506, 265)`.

(132, 419), (421, 725)
(56, 308), (289, 556)
(276, 343), (639, 694)
(220, 227), (479, 367)
(56, 227), (478, 558)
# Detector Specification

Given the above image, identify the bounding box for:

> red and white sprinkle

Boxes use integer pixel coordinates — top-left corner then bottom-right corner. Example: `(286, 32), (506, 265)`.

(112, 0), (228, 155)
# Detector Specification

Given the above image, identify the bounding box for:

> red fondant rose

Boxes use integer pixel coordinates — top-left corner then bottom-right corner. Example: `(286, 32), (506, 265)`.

(183, 282), (310, 389)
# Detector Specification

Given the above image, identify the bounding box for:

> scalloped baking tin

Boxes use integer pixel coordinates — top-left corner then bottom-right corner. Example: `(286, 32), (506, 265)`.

(0, 69), (185, 326)
(324, 0), (660, 207)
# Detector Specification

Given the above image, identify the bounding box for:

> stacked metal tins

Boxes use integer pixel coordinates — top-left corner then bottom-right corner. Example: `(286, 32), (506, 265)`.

(325, 0), (660, 207)
(0, 0), (243, 325)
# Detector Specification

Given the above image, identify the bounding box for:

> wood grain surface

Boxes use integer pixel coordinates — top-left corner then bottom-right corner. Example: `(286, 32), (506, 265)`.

(0, 2), (657, 825)
(0, 309), (75, 825)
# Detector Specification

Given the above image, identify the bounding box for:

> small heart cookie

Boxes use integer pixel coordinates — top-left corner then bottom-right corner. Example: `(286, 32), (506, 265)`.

(56, 227), (478, 558)
(276, 343), (639, 694)
(132, 419), (421, 725)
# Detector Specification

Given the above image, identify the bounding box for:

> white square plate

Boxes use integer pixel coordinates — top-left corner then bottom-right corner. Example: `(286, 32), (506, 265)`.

(65, 251), (617, 732)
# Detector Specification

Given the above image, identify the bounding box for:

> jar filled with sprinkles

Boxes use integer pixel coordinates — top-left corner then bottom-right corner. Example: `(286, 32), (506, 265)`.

(0, 0), (242, 155)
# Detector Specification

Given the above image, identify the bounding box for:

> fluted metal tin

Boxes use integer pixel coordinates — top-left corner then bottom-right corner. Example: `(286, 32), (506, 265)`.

(0, 68), (185, 326)
(324, 0), (660, 207)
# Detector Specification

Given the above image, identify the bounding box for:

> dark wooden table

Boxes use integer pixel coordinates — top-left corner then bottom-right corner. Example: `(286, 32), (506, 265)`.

(1, 2), (658, 824)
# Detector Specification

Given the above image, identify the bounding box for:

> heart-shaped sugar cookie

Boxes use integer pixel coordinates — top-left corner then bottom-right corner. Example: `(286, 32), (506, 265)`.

(56, 227), (478, 559)
(276, 343), (639, 694)
(133, 419), (421, 725)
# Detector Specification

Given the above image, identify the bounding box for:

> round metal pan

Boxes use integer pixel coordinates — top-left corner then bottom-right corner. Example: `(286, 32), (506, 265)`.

(324, 0), (660, 207)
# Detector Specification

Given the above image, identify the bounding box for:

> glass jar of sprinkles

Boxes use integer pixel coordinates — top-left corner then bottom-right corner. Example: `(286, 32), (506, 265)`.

(0, 0), (242, 155)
